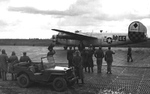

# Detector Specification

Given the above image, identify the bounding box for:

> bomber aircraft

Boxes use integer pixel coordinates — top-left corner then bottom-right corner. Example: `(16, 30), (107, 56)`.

(51, 21), (148, 50)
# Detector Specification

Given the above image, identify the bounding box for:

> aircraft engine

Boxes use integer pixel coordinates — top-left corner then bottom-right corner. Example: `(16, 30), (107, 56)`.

(128, 21), (147, 42)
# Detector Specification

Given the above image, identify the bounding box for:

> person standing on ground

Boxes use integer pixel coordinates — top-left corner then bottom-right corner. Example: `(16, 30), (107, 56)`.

(81, 48), (88, 72)
(127, 46), (133, 62)
(87, 46), (94, 73)
(67, 47), (74, 68)
(0, 49), (8, 81)
(105, 47), (115, 74)
(72, 50), (84, 84)
(8, 51), (19, 80)
(94, 46), (104, 73)
(78, 41), (85, 52)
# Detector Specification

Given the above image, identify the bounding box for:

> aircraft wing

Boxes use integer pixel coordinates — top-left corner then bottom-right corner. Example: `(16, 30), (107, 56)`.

(52, 29), (97, 40)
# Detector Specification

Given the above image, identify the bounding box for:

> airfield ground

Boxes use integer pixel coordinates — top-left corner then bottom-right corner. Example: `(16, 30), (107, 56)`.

(0, 46), (150, 94)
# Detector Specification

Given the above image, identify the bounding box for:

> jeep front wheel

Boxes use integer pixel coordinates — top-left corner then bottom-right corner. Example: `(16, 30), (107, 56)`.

(52, 77), (67, 91)
(17, 74), (31, 88)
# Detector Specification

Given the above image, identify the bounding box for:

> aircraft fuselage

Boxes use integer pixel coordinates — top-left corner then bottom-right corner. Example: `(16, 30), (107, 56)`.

(57, 33), (131, 47)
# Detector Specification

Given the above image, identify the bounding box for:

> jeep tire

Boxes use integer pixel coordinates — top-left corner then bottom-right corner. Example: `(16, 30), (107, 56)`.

(53, 77), (67, 91)
(17, 74), (31, 88)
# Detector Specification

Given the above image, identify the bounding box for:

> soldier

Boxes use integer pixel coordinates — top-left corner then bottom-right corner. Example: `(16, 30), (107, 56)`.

(67, 47), (74, 67)
(72, 50), (84, 84)
(94, 46), (104, 73)
(47, 47), (56, 68)
(87, 46), (94, 73)
(47, 48), (56, 57)
(0, 49), (8, 81)
(48, 42), (55, 51)
(105, 47), (115, 74)
(78, 41), (85, 52)
(20, 52), (32, 64)
(81, 48), (88, 72)
(8, 51), (19, 80)
(127, 46), (133, 62)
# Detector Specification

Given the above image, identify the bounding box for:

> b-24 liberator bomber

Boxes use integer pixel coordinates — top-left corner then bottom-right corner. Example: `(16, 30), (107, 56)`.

(52, 21), (148, 50)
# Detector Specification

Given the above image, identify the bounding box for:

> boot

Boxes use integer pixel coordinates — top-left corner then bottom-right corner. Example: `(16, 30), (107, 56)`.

(81, 79), (84, 84)
(76, 79), (79, 84)
(91, 67), (94, 73)
(85, 67), (87, 72)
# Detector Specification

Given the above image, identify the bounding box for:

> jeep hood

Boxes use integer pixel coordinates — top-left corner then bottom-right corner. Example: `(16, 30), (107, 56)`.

(46, 66), (70, 71)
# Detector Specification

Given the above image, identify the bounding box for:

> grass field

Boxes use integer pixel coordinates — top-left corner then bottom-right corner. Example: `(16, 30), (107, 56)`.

(0, 39), (52, 46)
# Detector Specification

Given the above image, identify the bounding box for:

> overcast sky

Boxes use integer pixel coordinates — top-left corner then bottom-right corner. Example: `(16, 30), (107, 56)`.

(0, 0), (150, 39)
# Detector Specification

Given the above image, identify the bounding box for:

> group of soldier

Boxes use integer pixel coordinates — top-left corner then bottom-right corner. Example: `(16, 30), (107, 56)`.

(67, 46), (114, 74)
(0, 50), (32, 81)
(67, 45), (133, 83)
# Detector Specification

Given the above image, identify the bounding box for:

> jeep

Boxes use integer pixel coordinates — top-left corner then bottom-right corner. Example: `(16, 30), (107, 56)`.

(12, 57), (77, 91)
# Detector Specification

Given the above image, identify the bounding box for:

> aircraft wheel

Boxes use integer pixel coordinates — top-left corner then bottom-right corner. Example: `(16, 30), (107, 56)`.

(64, 46), (68, 50)
(93, 47), (95, 50)
(17, 74), (31, 88)
(53, 77), (67, 91)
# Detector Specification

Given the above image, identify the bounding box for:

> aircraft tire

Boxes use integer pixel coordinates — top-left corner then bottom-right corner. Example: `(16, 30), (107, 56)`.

(64, 46), (68, 50)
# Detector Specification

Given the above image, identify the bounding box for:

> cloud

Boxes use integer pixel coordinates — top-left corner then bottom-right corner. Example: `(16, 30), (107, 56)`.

(94, 13), (150, 21)
(8, 6), (87, 17)
(7, 0), (150, 34)
(0, 20), (8, 27)
(0, 0), (9, 2)
(0, 20), (10, 32)
(8, 0), (100, 17)
(8, 0), (150, 21)
(8, 0), (150, 19)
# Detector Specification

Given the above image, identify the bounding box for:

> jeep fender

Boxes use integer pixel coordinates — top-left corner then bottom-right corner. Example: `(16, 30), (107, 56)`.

(48, 73), (67, 81)
(17, 71), (29, 77)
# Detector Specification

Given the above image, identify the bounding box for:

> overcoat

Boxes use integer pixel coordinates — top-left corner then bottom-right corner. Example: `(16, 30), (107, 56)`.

(72, 54), (84, 79)
(0, 54), (8, 72)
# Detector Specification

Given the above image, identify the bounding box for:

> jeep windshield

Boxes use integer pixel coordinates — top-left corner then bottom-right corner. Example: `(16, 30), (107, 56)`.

(41, 57), (69, 70)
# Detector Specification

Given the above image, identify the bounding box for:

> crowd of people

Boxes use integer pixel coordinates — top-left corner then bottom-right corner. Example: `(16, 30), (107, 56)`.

(0, 50), (32, 81)
(67, 45), (133, 84)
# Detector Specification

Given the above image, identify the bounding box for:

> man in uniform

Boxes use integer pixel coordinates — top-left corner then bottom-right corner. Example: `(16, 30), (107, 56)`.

(94, 46), (104, 73)
(78, 41), (85, 52)
(105, 47), (115, 74)
(8, 51), (19, 80)
(87, 46), (94, 73)
(20, 52), (32, 64)
(0, 49), (8, 81)
(67, 47), (74, 67)
(72, 50), (84, 84)
(48, 42), (55, 51)
(127, 46), (133, 62)
(81, 48), (88, 72)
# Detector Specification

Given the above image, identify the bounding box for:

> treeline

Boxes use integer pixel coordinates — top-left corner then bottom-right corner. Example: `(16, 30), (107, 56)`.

(0, 39), (53, 46)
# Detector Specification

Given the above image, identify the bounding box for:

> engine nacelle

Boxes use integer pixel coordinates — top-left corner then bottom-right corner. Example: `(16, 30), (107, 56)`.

(128, 21), (147, 42)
